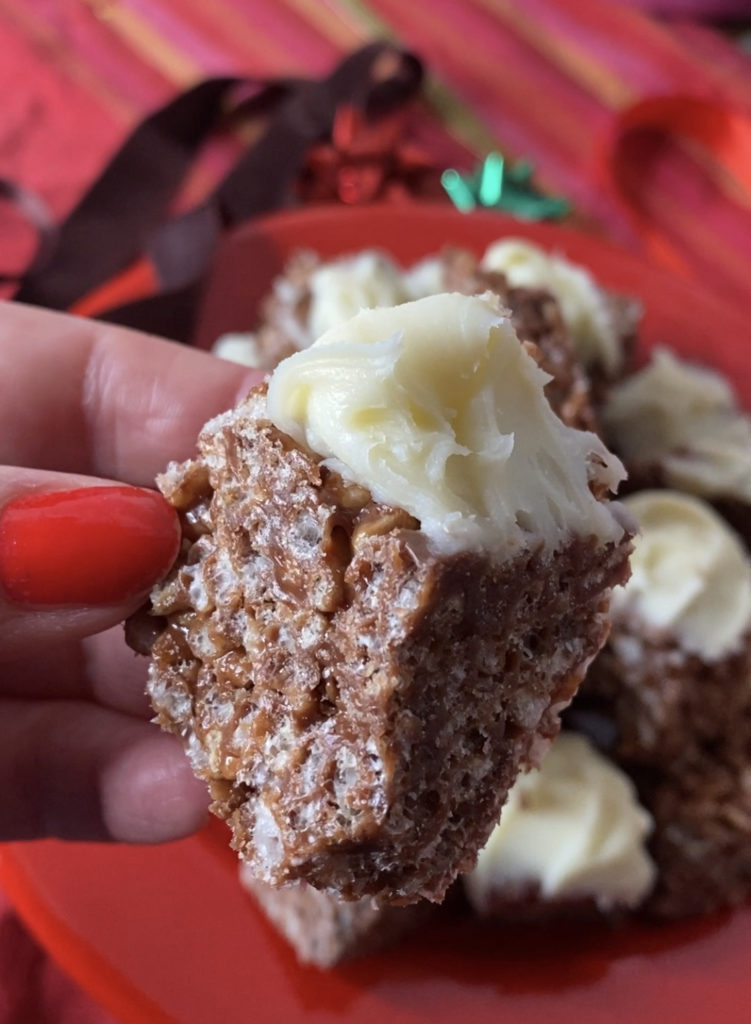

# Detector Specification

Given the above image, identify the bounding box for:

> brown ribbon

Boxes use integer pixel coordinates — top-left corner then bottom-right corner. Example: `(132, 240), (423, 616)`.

(12, 43), (423, 341)
(0, 177), (57, 286)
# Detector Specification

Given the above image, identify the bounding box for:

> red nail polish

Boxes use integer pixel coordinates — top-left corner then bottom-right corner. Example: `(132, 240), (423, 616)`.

(0, 486), (180, 606)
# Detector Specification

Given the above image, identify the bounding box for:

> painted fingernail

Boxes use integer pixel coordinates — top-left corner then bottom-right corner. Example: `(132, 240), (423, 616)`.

(0, 486), (180, 606)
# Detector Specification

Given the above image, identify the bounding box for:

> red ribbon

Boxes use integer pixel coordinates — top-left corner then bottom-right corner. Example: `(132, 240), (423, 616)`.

(601, 94), (751, 292)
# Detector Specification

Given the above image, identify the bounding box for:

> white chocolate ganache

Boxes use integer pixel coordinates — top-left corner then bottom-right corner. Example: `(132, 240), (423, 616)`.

(612, 490), (751, 662)
(212, 332), (265, 368)
(603, 347), (751, 504)
(213, 240), (633, 384)
(464, 732), (656, 913)
(307, 252), (410, 341)
(481, 238), (623, 376)
(266, 292), (628, 555)
(213, 252), (409, 367)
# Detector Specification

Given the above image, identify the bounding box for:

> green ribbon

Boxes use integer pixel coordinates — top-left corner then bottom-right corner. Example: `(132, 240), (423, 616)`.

(442, 152), (570, 219)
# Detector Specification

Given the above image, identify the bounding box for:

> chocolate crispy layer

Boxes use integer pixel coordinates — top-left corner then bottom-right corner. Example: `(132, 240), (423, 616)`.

(574, 609), (751, 918)
(580, 610), (751, 767)
(139, 386), (630, 904)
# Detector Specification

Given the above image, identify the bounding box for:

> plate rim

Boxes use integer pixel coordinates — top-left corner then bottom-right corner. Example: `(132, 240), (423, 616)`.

(3, 202), (749, 1024)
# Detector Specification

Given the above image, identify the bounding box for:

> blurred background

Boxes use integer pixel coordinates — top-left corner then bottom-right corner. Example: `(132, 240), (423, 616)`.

(1, 2), (750, 1021)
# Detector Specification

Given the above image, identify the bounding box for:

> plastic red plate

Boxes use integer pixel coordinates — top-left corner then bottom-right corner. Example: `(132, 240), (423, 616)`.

(2, 204), (749, 1024)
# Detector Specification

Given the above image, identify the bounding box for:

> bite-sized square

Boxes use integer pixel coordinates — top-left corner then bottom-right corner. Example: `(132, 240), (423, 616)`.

(433, 240), (640, 421)
(462, 731), (656, 921)
(213, 237), (642, 434)
(423, 237), (640, 405)
(602, 348), (751, 547)
(634, 750), (751, 919)
(428, 246), (597, 432)
(135, 292), (632, 904)
(573, 489), (751, 917)
(474, 238), (640, 396)
(213, 249), (410, 371)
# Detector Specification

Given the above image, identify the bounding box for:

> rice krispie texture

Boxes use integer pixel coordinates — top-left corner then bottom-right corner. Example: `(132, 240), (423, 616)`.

(575, 620), (751, 918)
(133, 373), (631, 904)
(573, 492), (751, 918)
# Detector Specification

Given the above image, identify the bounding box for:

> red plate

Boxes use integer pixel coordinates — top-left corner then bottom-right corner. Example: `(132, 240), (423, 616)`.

(2, 204), (749, 1024)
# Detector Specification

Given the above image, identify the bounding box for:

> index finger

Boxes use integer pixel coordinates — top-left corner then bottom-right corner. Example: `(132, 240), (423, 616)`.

(0, 301), (262, 486)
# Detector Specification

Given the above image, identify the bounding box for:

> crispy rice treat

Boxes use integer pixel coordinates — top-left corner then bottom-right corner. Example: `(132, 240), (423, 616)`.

(636, 751), (751, 919)
(462, 732), (656, 920)
(573, 491), (751, 918)
(213, 249), (410, 371)
(138, 293), (631, 904)
(240, 868), (435, 967)
(474, 238), (640, 399)
(433, 247), (596, 432)
(602, 348), (751, 547)
(214, 239), (643, 432)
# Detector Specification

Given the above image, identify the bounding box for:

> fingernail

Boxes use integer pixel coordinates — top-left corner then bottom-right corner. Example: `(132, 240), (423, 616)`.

(0, 486), (180, 606)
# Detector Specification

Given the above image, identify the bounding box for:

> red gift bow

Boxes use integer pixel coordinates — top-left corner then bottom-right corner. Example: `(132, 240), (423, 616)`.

(300, 102), (445, 204)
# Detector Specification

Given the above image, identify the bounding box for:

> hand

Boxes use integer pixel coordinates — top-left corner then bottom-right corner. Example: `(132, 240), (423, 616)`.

(0, 301), (261, 843)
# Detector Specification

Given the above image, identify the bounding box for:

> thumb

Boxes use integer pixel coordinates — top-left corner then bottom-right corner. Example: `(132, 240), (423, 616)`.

(0, 469), (179, 659)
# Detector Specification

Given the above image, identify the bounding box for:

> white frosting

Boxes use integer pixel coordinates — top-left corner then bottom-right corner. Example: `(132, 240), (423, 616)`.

(212, 332), (264, 367)
(604, 347), (751, 503)
(613, 490), (751, 661)
(465, 732), (656, 913)
(481, 238), (622, 374)
(402, 255), (446, 299)
(266, 292), (626, 555)
(307, 251), (409, 341)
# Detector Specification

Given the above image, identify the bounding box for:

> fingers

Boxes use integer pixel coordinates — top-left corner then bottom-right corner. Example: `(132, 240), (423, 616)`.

(0, 302), (263, 484)
(84, 626), (152, 716)
(0, 626), (151, 717)
(0, 305), (233, 844)
(0, 469), (179, 659)
(0, 697), (209, 842)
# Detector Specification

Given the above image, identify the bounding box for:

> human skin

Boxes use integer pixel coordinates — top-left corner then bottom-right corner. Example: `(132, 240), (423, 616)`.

(0, 301), (262, 843)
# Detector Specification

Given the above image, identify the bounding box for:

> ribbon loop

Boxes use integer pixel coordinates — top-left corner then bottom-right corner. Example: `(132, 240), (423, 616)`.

(12, 43), (424, 338)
